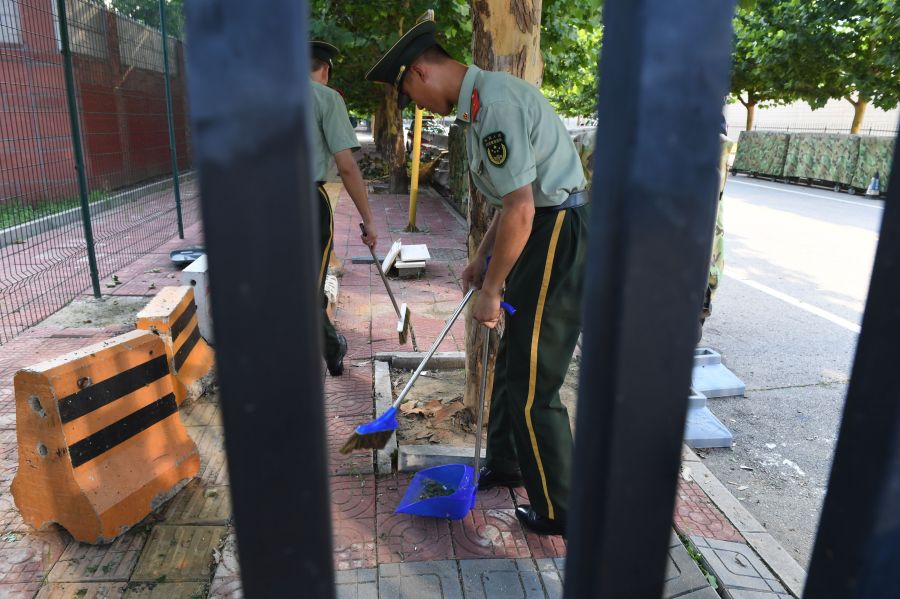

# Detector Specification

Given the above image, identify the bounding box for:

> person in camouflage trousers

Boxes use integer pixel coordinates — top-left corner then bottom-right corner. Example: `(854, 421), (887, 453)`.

(702, 132), (736, 326)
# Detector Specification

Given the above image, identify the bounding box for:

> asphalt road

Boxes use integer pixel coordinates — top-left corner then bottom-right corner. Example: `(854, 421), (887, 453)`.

(699, 175), (884, 569)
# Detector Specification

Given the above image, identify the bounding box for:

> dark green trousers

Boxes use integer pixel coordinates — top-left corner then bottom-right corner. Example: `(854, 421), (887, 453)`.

(485, 204), (589, 523)
(318, 184), (341, 361)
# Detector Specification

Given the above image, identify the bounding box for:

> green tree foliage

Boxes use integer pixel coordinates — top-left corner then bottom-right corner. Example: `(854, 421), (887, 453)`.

(309, 0), (472, 116)
(541, 0), (603, 118)
(730, 0), (797, 130)
(739, 0), (899, 132)
(110, 0), (184, 38)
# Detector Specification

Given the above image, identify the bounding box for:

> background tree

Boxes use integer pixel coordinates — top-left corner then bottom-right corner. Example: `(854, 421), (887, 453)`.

(541, 0), (603, 119)
(760, 0), (900, 133)
(309, 1), (472, 192)
(730, 0), (796, 131)
(111, 0), (185, 38)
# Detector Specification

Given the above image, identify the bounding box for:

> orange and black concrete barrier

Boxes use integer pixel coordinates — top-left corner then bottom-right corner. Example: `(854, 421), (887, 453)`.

(11, 330), (200, 544)
(136, 286), (215, 406)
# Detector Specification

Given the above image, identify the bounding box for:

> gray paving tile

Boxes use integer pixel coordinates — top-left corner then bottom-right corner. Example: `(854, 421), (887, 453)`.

(725, 590), (793, 599)
(665, 535), (719, 599)
(691, 537), (789, 596)
(336, 568), (378, 599)
(379, 560), (463, 599)
(535, 559), (563, 599)
(459, 559), (546, 599)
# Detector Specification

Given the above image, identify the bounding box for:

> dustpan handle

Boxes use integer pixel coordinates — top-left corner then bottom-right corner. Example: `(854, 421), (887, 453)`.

(472, 325), (491, 483)
(390, 288), (476, 410)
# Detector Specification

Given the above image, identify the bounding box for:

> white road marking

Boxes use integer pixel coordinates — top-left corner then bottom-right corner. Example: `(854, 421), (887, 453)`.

(729, 179), (884, 210)
(725, 270), (861, 334)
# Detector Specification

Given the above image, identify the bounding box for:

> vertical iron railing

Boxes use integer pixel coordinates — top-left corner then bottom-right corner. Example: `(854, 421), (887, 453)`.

(185, 1), (334, 597)
(804, 142), (900, 596)
(56, 0), (101, 298)
(565, 0), (736, 597)
(159, 0), (184, 239)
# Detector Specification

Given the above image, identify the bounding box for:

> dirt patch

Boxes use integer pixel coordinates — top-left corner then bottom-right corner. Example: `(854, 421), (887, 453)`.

(392, 359), (580, 447)
(41, 296), (149, 329)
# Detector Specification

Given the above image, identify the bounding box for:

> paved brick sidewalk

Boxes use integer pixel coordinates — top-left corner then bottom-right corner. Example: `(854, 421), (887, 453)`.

(0, 184), (758, 597)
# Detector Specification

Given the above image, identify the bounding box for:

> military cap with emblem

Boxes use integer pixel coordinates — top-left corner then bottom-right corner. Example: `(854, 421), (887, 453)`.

(365, 19), (439, 109)
(312, 40), (339, 68)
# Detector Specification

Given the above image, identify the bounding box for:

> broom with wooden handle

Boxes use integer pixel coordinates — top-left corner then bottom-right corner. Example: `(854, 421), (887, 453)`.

(360, 223), (418, 350)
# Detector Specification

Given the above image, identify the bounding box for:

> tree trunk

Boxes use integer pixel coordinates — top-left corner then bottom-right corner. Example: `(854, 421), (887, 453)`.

(463, 0), (544, 413)
(374, 86), (408, 193)
(849, 97), (868, 134)
(745, 101), (756, 131)
(447, 124), (470, 215)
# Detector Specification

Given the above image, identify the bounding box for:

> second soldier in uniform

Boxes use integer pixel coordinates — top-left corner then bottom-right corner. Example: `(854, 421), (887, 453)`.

(311, 41), (378, 375)
(367, 19), (588, 536)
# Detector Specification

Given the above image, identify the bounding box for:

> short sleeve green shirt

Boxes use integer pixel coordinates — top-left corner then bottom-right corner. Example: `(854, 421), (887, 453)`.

(455, 66), (586, 208)
(311, 80), (360, 182)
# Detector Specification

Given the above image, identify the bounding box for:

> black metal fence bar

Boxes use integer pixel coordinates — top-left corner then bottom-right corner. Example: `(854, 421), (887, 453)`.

(565, 1), (736, 597)
(55, 0), (100, 298)
(159, 0), (183, 239)
(804, 137), (900, 597)
(185, 1), (334, 597)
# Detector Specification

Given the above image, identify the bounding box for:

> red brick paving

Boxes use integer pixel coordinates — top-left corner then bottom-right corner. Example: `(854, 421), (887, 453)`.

(673, 478), (744, 542)
(451, 509), (531, 559)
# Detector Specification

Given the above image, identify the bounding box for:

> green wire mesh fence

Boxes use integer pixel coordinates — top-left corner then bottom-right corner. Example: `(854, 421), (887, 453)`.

(0, 0), (195, 345)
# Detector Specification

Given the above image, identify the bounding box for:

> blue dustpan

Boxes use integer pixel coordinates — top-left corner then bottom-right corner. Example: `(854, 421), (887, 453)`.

(396, 464), (477, 520)
(395, 323), (504, 520)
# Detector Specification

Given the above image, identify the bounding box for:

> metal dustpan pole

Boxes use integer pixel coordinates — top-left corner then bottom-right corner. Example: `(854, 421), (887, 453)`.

(472, 325), (491, 486)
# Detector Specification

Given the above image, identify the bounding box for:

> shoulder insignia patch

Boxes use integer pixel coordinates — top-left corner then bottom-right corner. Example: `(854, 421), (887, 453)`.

(483, 131), (508, 167)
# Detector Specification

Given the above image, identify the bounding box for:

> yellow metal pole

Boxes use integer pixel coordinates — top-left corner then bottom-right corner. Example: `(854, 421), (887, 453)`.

(406, 106), (424, 232)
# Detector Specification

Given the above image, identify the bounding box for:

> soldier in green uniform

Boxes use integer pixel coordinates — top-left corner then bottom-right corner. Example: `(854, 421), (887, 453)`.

(367, 20), (588, 536)
(311, 41), (378, 376)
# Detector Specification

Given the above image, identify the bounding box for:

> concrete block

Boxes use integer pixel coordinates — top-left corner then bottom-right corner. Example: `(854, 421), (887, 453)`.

(136, 286), (215, 405)
(684, 406), (733, 449)
(11, 330), (200, 544)
(373, 361), (396, 475)
(375, 351), (466, 370)
(400, 245), (430, 262)
(382, 241), (402, 275)
(399, 444), (484, 473)
(693, 348), (746, 398)
(180, 254), (213, 344)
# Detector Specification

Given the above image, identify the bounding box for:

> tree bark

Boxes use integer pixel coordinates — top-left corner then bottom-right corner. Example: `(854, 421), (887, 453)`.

(463, 0), (544, 413)
(849, 97), (868, 134)
(374, 86), (408, 193)
(448, 124), (470, 215)
(745, 101), (756, 131)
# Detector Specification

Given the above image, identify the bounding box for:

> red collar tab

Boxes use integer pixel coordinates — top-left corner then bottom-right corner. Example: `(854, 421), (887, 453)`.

(471, 88), (481, 122)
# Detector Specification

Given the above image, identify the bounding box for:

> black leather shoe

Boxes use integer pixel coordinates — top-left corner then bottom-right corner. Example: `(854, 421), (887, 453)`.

(326, 335), (347, 376)
(477, 466), (524, 490)
(515, 505), (566, 537)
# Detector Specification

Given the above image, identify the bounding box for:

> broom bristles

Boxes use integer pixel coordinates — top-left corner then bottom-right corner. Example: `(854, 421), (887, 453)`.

(339, 429), (396, 454)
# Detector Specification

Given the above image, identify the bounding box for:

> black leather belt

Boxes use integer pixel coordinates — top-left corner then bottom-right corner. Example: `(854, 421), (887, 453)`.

(535, 189), (590, 214)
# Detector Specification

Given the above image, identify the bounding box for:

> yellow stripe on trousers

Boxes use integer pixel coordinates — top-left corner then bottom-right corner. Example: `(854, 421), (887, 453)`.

(525, 210), (566, 520)
(318, 186), (334, 289)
